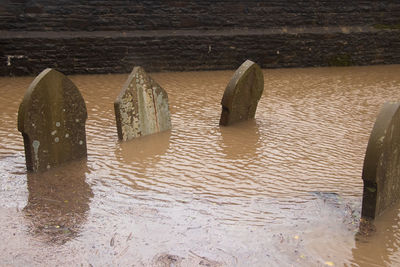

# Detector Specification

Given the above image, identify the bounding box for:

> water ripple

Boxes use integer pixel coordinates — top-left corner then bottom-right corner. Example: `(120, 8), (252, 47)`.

(2, 66), (400, 265)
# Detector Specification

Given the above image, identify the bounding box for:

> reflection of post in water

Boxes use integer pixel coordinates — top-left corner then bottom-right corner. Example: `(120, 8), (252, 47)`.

(352, 203), (400, 266)
(23, 159), (93, 244)
(115, 130), (171, 165)
(219, 119), (260, 159)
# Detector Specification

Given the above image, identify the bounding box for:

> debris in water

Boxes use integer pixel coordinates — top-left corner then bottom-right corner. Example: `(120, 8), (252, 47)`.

(110, 235), (115, 247)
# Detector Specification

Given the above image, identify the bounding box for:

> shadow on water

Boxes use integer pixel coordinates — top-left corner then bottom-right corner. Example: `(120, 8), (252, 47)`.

(114, 130), (171, 165)
(351, 202), (400, 266)
(218, 119), (260, 159)
(23, 159), (93, 245)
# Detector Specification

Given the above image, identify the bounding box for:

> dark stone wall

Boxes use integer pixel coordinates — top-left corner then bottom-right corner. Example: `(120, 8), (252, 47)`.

(2, 0), (400, 31)
(1, 0), (400, 76)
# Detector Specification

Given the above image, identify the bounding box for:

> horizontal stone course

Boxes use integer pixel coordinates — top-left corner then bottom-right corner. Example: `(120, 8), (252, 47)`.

(1, 1), (400, 32)
(1, 28), (400, 76)
(0, 1), (399, 75)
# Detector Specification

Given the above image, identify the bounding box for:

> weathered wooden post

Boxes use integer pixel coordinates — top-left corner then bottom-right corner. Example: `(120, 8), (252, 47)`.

(114, 66), (171, 141)
(361, 102), (400, 219)
(18, 68), (88, 172)
(219, 60), (264, 126)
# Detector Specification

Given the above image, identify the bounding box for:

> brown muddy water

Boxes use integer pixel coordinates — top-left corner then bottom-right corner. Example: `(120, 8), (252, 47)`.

(1, 65), (400, 266)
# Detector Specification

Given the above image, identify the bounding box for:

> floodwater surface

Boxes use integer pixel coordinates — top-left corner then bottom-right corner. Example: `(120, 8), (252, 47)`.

(1, 65), (400, 266)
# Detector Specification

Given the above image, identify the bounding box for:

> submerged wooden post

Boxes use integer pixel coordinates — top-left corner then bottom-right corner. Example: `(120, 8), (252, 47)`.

(219, 60), (264, 126)
(17, 68), (88, 172)
(361, 102), (400, 219)
(114, 66), (171, 141)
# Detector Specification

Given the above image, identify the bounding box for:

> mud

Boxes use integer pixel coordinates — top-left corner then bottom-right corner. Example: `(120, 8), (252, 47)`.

(1, 65), (400, 266)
